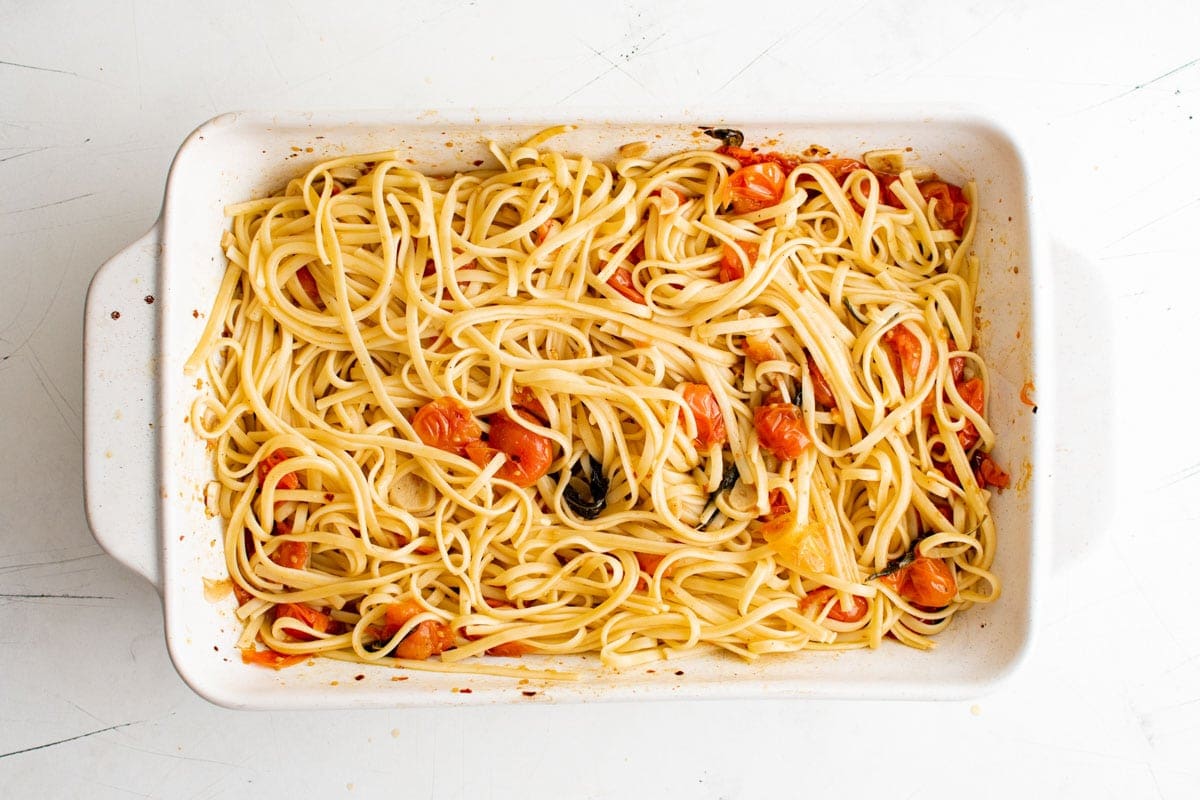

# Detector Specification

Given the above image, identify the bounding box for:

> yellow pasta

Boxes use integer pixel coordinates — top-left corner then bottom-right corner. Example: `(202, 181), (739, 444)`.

(188, 129), (1006, 676)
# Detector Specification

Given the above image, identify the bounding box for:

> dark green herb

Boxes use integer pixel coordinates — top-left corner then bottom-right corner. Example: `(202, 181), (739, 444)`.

(867, 532), (932, 581)
(843, 298), (869, 325)
(702, 127), (745, 148)
(563, 455), (608, 520)
(698, 462), (740, 530)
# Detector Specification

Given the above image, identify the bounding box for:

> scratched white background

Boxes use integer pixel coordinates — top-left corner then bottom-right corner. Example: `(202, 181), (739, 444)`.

(2, 0), (1198, 797)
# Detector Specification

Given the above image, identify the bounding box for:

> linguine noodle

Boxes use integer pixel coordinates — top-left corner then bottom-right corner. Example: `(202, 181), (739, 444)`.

(188, 127), (1006, 676)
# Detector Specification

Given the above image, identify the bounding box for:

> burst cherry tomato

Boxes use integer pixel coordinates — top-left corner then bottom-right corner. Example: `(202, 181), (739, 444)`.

(393, 620), (456, 660)
(606, 266), (645, 304)
(883, 324), (923, 381)
(895, 556), (957, 607)
(727, 162), (786, 214)
(956, 377), (986, 449)
(257, 450), (300, 490)
(808, 358), (836, 408)
(295, 266), (322, 306)
(801, 587), (869, 622)
(275, 603), (334, 641)
(270, 540), (309, 570)
(972, 451), (1010, 490)
(466, 411), (554, 488)
(816, 158), (867, 182)
(918, 180), (970, 237)
(679, 383), (727, 449)
(380, 600), (455, 660)
(413, 397), (482, 455)
(719, 242), (757, 282)
(513, 386), (548, 421)
(754, 403), (811, 460)
(717, 145), (799, 173)
(759, 488), (791, 521)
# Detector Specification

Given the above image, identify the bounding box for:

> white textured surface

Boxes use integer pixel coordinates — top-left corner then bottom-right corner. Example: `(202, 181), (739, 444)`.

(1, 0), (1197, 797)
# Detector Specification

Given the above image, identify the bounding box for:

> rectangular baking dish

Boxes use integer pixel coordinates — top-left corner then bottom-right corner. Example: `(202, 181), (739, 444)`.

(83, 109), (1051, 708)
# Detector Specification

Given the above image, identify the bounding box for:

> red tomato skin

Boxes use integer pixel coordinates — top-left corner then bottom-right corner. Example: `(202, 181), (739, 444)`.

(728, 162), (786, 214)
(956, 377), (986, 449)
(413, 398), (483, 455)
(275, 603), (333, 641)
(270, 540), (309, 570)
(808, 358), (836, 408)
(883, 324), (923, 380)
(719, 242), (757, 283)
(918, 180), (970, 236)
(801, 587), (869, 622)
(467, 412), (554, 488)
(605, 266), (646, 304)
(753, 403), (811, 460)
(296, 266), (322, 305)
(257, 450), (300, 490)
(679, 383), (727, 449)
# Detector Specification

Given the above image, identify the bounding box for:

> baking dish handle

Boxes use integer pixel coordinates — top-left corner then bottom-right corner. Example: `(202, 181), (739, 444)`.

(83, 223), (163, 591)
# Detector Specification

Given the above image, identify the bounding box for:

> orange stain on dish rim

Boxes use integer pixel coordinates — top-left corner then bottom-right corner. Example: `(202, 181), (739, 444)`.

(1019, 380), (1036, 407)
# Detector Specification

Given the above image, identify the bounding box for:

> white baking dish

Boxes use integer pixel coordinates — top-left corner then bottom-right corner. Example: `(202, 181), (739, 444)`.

(83, 110), (1051, 708)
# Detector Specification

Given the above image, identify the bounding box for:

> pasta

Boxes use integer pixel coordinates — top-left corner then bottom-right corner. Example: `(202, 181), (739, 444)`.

(188, 126), (1010, 677)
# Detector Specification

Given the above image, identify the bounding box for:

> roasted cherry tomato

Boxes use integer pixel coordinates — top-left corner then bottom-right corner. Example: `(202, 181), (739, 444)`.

(257, 449), (300, 491)
(893, 556), (957, 607)
(753, 403), (811, 460)
(727, 162), (786, 214)
(270, 539), (309, 570)
(918, 180), (970, 237)
(719, 241), (757, 283)
(972, 451), (1010, 490)
(295, 266), (322, 306)
(393, 620), (456, 660)
(413, 397), (482, 455)
(760, 488), (791, 521)
(379, 600), (455, 660)
(801, 587), (869, 623)
(956, 377), (986, 449)
(606, 265), (646, 304)
(275, 603), (334, 641)
(882, 324), (923, 381)
(815, 158), (868, 182)
(808, 358), (836, 408)
(512, 386), (548, 421)
(485, 641), (530, 657)
(718, 145), (799, 173)
(466, 411), (554, 488)
(679, 383), (727, 449)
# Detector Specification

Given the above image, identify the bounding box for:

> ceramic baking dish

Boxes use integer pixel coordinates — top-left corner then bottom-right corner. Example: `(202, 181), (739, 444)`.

(83, 109), (1051, 708)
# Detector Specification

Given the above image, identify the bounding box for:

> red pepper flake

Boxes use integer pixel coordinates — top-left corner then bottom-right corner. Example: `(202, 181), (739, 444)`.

(472, 159), (484, 167)
(459, 688), (473, 694)
(110, 311), (120, 320)
(674, 670), (684, 676)
(354, 674), (365, 681)
(144, 295), (154, 304)
(522, 691), (537, 697)
(192, 309), (200, 318)
(324, 493), (334, 502)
